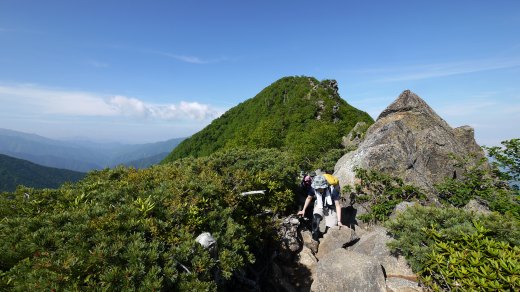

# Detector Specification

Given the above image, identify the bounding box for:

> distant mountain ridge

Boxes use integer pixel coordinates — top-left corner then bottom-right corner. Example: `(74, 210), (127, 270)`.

(163, 76), (374, 163)
(124, 152), (171, 169)
(0, 128), (184, 172)
(0, 154), (85, 192)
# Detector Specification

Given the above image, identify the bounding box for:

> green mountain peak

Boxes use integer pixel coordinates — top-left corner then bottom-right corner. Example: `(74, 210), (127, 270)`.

(162, 76), (374, 164)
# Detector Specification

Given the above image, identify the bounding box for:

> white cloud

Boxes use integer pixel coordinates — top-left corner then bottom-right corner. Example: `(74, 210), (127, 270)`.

(95, 45), (229, 65)
(0, 84), (117, 116)
(438, 100), (497, 117)
(171, 54), (207, 64)
(109, 95), (150, 117)
(179, 101), (218, 119)
(107, 96), (219, 120)
(382, 60), (520, 82)
(342, 58), (520, 83)
(0, 83), (219, 121)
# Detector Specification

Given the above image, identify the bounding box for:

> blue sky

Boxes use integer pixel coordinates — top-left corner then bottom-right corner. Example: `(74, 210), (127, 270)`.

(0, 0), (519, 146)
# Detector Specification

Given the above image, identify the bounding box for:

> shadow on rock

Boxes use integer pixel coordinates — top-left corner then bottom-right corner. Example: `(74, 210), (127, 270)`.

(341, 205), (358, 229)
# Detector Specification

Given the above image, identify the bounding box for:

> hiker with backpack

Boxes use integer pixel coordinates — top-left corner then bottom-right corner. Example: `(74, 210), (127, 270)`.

(297, 174), (344, 241)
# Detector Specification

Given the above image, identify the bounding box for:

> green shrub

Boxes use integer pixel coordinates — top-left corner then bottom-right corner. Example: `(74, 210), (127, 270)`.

(386, 205), (520, 290)
(386, 205), (520, 271)
(351, 168), (426, 224)
(421, 222), (520, 291)
(435, 153), (520, 219)
(483, 138), (520, 184)
(0, 148), (299, 290)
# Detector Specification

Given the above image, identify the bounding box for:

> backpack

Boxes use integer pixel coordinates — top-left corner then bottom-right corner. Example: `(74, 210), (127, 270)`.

(323, 173), (339, 186)
(323, 173), (340, 197)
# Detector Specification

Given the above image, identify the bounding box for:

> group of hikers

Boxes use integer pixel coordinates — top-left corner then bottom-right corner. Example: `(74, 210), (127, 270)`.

(297, 170), (345, 241)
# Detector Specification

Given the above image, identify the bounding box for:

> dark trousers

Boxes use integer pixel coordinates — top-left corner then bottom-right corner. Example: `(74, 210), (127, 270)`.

(311, 214), (322, 241)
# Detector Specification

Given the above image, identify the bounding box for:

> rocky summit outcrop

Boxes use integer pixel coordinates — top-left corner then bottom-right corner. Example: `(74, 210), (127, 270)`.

(334, 90), (484, 195)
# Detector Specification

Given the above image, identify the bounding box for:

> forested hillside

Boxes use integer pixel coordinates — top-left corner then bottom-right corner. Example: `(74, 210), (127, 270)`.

(163, 76), (374, 167)
(0, 154), (85, 192)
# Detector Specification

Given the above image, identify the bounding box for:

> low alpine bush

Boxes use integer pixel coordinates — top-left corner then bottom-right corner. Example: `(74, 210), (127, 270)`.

(350, 167), (426, 224)
(386, 205), (520, 290)
(0, 148), (299, 291)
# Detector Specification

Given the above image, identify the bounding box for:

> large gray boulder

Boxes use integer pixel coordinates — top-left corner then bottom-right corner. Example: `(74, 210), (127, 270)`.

(349, 226), (416, 278)
(311, 249), (386, 292)
(349, 226), (422, 291)
(315, 226), (358, 260)
(334, 90), (484, 195)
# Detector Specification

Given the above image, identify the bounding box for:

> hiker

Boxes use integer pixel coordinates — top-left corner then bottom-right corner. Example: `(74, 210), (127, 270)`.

(298, 173), (315, 225)
(297, 174), (344, 241)
(300, 172), (314, 196)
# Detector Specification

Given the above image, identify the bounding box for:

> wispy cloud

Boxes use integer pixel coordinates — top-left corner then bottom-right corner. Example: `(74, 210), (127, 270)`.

(0, 84), (220, 120)
(343, 58), (520, 83)
(162, 53), (208, 64)
(91, 44), (229, 65)
(0, 84), (116, 116)
(502, 103), (520, 114)
(382, 59), (520, 82)
(155, 51), (228, 64)
(438, 100), (498, 117)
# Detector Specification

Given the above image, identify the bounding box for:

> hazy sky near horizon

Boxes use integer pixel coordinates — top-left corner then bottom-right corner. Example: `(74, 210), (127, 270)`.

(0, 0), (519, 145)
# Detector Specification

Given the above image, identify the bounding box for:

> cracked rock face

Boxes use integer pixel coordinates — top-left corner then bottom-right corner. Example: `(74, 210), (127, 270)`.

(334, 90), (485, 196)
